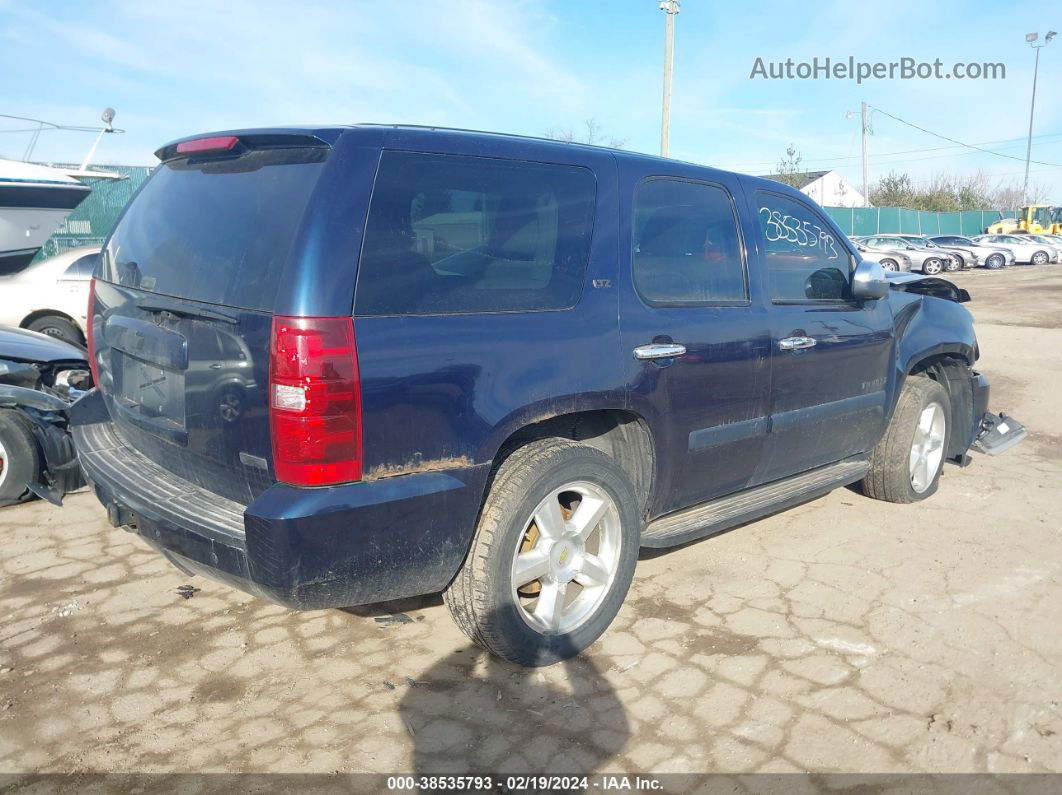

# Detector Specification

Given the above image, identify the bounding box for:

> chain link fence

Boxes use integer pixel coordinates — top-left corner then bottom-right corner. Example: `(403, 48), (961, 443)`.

(823, 206), (1012, 237)
(34, 164), (152, 260)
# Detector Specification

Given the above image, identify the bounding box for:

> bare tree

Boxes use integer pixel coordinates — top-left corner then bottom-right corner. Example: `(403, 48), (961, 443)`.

(545, 118), (626, 149)
(991, 178), (1049, 209)
(773, 144), (807, 188)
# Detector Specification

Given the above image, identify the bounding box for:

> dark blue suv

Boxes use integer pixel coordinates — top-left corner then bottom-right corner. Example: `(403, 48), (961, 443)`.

(72, 125), (1002, 665)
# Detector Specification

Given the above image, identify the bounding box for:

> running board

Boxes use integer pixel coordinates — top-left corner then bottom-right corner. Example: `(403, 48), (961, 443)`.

(641, 457), (870, 548)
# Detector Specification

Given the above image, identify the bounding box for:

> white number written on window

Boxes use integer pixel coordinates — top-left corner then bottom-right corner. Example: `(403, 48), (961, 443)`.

(759, 207), (839, 260)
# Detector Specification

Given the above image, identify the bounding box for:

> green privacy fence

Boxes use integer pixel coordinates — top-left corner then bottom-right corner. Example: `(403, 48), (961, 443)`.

(822, 206), (1013, 237)
(35, 164), (152, 259)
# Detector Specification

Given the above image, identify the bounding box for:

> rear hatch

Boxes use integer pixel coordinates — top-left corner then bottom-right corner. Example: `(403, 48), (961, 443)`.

(91, 136), (330, 504)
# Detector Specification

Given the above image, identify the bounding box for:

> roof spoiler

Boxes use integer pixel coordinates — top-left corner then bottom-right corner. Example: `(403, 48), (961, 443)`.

(155, 132), (333, 163)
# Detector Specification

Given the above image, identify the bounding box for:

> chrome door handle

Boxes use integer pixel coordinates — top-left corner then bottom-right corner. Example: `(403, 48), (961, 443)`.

(633, 343), (687, 360)
(778, 336), (817, 351)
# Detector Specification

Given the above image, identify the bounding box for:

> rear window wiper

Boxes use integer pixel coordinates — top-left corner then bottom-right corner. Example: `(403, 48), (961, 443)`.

(135, 295), (239, 324)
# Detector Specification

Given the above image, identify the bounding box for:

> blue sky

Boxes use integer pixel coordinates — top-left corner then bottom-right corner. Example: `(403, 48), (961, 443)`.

(2, 0), (1059, 200)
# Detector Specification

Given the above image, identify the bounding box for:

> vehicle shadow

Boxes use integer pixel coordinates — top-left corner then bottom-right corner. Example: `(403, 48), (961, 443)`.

(397, 609), (631, 775)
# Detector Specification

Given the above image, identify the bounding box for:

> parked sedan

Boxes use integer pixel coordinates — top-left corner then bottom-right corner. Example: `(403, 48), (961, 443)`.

(973, 234), (1059, 265)
(1020, 233), (1062, 256)
(0, 246), (99, 347)
(925, 235), (1016, 270)
(849, 240), (912, 272)
(895, 235), (978, 270)
(855, 235), (953, 275)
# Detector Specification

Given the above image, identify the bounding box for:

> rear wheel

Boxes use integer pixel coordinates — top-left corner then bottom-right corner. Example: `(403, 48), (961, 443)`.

(445, 438), (640, 666)
(922, 258), (944, 275)
(1031, 250), (1049, 265)
(0, 410), (41, 507)
(985, 253), (1005, 270)
(25, 315), (84, 348)
(861, 376), (951, 504)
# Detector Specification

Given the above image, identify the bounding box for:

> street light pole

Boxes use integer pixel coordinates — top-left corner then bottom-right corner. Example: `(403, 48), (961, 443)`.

(1022, 31), (1055, 205)
(659, 0), (680, 157)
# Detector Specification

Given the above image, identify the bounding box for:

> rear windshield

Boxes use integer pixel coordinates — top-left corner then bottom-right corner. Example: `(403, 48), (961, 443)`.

(355, 151), (597, 315)
(100, 148), (326, 312)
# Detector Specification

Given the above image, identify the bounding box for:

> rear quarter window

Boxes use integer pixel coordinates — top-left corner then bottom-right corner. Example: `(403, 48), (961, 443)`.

(354, 152), (597, 315)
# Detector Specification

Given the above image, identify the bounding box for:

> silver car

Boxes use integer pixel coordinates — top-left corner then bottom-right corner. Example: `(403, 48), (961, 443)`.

(925, 235), (1016, 271)
(856, 235), (953, 275)
(974, 234), (1059, 265)
(1020, 234), (1062, 261)
(896, 235), (979, 270)
(849, 240), (912, 272)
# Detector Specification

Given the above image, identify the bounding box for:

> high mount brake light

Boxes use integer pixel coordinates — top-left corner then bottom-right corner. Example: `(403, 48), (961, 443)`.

(269, 316), (363, 486)
(175, 135), (240, 155)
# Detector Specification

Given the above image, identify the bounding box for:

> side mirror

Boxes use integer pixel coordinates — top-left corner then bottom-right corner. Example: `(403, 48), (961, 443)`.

(852, 258), (889, 299)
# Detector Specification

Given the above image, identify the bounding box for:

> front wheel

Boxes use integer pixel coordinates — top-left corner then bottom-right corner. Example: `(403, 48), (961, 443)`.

(445, 439), (640, 666)
(1031, 250), (1049, 265)
(922, 258), (944, 275)
(0, 410), (41, 507)
(985, 253), (1005, 270)
(26, 315), (85, 348)
(879, 258), (898, 272)
(861, 376), (952, 503)
(944, 256), (961, 272)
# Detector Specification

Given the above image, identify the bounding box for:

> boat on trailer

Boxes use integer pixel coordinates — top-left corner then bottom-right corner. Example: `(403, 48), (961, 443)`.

(0, 158), (93, 275)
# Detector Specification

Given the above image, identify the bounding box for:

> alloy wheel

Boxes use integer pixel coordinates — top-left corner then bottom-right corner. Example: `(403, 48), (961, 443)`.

(510, 480), (623, 635)
(910, 403), (946, 494)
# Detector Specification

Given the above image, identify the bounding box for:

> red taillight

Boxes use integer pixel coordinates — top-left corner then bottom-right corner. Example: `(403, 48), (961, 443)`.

(269, 316), (363, 486)
(175, 135), (239, 155)
(86, 278), (100, 388)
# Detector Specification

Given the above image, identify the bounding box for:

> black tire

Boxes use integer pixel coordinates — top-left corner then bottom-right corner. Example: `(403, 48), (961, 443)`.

(922, 258), (944, 275)
(879, 258), (898, 272)
(1031, 250), (1049, 266)
(985, 253), (1005, 270)
(26, 315), (85, 348)
(861, 376), (952, 504)
(0, 410), (41, 507)
(445, 438), (640, 667)
(944, 256), (960, 272)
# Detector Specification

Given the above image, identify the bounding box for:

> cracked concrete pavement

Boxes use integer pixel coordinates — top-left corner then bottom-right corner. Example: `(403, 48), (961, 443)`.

(1, 265), (1060, 776)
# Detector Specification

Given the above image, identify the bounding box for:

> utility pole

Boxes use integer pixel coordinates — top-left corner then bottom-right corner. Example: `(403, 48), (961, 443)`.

(861, 101), (869, 208)
(1022, 31), (1055, 205)
(659, 0), (680, 157)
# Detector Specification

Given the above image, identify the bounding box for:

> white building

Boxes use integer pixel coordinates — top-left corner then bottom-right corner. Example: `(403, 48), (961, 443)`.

(760, 170), (867, 208)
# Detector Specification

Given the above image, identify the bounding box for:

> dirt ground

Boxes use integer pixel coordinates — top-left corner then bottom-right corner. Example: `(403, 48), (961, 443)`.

(1, 264), (1061, 778)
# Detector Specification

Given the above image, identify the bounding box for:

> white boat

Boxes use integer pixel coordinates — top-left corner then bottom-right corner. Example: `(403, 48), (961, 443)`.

(0, 158), (92, 275)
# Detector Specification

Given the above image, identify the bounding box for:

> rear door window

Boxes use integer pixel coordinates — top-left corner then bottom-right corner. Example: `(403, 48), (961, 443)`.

(632, 178), (747, 305)
(100, 148), (327, 312)
(355, 152), (597, 315)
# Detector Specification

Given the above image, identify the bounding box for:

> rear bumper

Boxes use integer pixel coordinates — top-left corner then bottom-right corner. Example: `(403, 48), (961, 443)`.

(70, 390), (488, 609)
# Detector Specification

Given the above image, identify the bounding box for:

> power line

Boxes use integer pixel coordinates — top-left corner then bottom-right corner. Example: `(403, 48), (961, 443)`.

(869, 106), (1062, 167)
(714, 132), (1062, 169)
